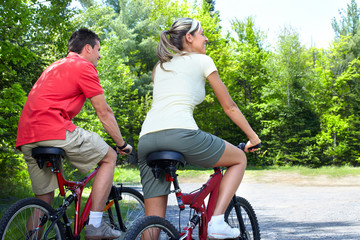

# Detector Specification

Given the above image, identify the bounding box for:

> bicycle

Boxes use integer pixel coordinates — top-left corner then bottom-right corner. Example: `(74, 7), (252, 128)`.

(0, 146), (145, 240)
(123, 143), (261, 240)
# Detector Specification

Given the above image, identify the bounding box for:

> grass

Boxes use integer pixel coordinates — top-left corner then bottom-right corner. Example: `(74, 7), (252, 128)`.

(114, 164), (142, 184)
(245, 165), (360, 178)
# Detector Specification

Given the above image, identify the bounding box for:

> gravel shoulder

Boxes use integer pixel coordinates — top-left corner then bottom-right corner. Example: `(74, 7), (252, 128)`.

(166, 172), (360, 240)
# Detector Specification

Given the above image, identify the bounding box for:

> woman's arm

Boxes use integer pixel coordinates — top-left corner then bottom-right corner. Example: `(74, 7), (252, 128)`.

(207, 71), (261, 150)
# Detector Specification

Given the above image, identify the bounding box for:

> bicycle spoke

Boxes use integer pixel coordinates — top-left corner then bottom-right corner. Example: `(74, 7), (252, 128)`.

(0, 198), (64, 240)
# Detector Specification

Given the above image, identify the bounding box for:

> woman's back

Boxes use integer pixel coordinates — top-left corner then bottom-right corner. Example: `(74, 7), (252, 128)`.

(139, 53), (217, 137)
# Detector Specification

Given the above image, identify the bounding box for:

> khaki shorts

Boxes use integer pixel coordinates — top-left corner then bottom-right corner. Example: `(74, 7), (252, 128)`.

(21, 127), (109, 195)
(138, 129), (225, 199)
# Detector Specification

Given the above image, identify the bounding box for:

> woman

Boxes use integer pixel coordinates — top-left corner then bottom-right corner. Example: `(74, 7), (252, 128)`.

(137, 18), (261, 239)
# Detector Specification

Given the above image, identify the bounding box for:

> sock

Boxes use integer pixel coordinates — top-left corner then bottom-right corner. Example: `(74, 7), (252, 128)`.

(210, 214), (225, 224)
(88, 211), (103, 228)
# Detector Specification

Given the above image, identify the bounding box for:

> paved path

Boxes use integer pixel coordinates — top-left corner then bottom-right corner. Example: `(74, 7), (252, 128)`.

(164, 179), (360, 240)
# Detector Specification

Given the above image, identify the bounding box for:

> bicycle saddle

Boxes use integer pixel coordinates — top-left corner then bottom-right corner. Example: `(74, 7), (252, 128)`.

(32, 147), (65, 170)
(146, 151), (186, 179)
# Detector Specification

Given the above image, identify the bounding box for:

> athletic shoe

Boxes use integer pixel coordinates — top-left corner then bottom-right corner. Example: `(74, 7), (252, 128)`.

(208, 219), (240, 239)
(85, 221), (121, 239)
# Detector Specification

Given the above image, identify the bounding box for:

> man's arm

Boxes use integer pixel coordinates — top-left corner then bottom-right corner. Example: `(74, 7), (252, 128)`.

(89, 94), (132, 154)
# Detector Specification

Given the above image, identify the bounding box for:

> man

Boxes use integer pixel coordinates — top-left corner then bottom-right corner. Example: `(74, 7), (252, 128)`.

(16, 28), (132, 239)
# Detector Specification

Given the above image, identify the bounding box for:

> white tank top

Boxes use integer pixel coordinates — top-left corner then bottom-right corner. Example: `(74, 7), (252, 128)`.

(140, 53), (217, 137)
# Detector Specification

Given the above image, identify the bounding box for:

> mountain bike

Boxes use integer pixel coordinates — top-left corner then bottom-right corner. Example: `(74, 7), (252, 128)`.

(123, 143), (261, 240)
(0, 146), (144, 240)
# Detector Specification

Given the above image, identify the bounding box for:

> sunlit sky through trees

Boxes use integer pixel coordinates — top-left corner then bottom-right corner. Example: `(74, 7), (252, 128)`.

(215, 0), (360, 49)
(70, 0), (359, 49)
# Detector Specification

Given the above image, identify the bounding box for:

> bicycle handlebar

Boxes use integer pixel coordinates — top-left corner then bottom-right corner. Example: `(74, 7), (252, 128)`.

(237, 142), (261, 151)
(113, 146), (131, 154)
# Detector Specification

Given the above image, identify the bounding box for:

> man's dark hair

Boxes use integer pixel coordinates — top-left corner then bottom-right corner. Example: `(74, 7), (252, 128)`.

(67, 28), (100, 54)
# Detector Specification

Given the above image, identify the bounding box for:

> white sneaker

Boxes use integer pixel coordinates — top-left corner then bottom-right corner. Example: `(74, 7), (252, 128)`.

(207, 219), (240, 239)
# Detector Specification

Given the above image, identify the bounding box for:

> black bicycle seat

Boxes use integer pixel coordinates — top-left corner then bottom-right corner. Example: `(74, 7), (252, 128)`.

(146, 151), (186, 179)
(32, 147), (65, 170)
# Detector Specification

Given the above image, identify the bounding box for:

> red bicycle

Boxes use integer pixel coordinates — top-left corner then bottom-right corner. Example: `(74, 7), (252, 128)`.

(123, 143), (260, 240)
(0, 146), (144, 240)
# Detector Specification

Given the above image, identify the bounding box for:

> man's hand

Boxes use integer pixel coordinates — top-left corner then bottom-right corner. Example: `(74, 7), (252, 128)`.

(116, 144), (133, 155)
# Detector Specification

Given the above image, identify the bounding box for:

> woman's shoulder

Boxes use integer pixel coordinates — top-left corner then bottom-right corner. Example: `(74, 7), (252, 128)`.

(180, 53), (214, 64)
(186, 53), (212, 59)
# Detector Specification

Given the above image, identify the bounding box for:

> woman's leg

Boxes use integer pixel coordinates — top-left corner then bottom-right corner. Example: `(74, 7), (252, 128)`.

(212, 141), (247, 215)
(144, 195), (168, 217)
(142, 195), (168, 240)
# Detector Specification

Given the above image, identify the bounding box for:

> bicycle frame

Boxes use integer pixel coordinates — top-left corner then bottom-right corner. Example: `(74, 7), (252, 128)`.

(170, 167), (222, 240)
(47, 161), (99, 238)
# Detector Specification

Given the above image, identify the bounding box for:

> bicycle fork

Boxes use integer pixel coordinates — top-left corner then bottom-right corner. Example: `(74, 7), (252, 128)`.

(106, 185), (127, 231)
(232, 195), (248, 240)
(180, 214), (201, 240)
(33, 193), (76, 240)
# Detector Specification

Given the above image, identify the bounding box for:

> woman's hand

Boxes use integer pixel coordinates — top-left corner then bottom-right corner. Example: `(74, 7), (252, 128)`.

(244, 139), (261, 153)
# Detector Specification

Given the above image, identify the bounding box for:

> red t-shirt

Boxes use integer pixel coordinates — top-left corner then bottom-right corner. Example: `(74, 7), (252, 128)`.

(16, 52), (103, 148)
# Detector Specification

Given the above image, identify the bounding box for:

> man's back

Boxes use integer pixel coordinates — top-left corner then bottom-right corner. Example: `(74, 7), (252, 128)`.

(16, 52), (103, 148)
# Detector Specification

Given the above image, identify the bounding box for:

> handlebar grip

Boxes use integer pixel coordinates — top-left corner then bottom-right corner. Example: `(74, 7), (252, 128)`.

(237, 142), (261, 151)
(113, 146), (131, 154)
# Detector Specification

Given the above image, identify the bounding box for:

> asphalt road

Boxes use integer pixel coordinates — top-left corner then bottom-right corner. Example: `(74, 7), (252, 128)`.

(165, 178), (360, 240)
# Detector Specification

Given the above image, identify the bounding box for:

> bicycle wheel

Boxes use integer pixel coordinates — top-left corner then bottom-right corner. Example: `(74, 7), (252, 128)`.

(123, 216), (180, 240)
(225, 196), (260, 240)
(0, 198), (64, 240)
(104, 187), (145, 232)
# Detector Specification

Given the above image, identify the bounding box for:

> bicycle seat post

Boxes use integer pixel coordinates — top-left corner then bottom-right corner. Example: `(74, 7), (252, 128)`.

(166, 171), (185, 210)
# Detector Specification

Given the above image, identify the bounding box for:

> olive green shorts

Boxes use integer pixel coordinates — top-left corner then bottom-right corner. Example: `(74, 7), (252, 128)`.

(21, 127), (109, 195)
(138, 129), (225, 199)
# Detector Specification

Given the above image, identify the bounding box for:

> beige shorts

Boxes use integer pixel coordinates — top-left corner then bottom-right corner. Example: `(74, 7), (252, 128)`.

(21, 127), (109, 195)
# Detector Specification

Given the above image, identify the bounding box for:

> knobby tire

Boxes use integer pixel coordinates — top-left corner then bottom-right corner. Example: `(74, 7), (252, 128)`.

(0, 197), (64, 240)
(123, 215), (180, 240)
(225, 196), (260, 240)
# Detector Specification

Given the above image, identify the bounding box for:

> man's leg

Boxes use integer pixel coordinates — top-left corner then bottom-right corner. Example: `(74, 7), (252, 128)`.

(85, 146), (122, 239)
(90, 146), (117, 212)
(25, 192), (54, 239)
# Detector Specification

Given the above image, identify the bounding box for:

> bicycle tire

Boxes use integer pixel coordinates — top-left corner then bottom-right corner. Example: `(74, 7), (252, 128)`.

(0, 197), (65, 240)
(225, 196), (260, 240)
(123, 215), (180, 240)
(104, 187), (145, 232)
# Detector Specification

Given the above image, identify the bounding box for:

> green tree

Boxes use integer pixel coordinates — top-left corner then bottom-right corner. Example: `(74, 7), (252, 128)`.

(72, 0), (158, 151)
(0, 0), (74, 197)
(312, 39), (360, 165)
(0, 85), (31, 197)
(332, 0), (360, 60)
(332, 0), (360, 38)
(1, 0), (74, 92)
(259, 27), (320, 166)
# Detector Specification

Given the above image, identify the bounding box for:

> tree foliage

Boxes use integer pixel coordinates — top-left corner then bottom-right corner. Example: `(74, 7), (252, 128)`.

(332, 0), (360, 38)
(0, 0), (75, 197)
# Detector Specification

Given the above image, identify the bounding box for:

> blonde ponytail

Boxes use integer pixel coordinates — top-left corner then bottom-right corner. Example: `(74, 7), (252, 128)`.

(156, 18), (202, 71)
